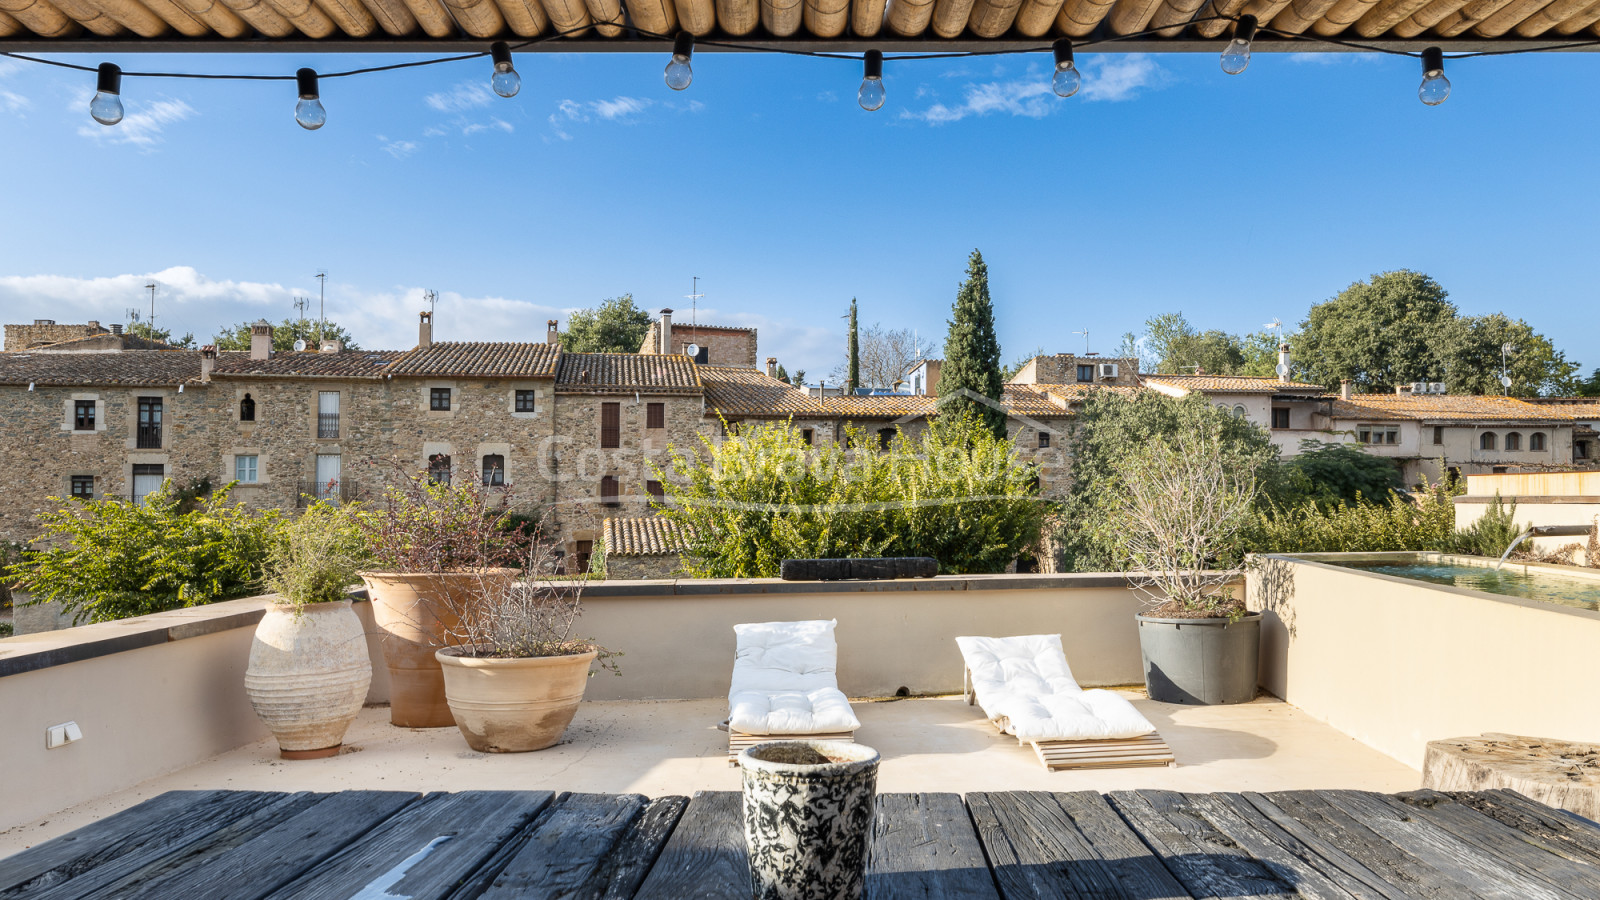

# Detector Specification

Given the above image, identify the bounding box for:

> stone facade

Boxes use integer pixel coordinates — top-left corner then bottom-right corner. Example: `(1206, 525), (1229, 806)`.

(639, 312), (758, 368)
(3, 321), (111, 351)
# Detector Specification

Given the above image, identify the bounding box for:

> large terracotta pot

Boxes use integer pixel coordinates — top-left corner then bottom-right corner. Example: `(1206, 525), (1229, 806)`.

(360, 569), (516, 728)
(245, 599), (372, 759)
(436, 647), (598, 752)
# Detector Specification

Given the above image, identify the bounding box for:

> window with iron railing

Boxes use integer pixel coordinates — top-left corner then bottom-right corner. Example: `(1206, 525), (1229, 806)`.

(317, 391), (339, 438)
(136, 397), (162, 448)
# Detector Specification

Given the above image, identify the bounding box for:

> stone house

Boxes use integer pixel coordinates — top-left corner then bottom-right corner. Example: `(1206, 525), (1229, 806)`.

(598, 516), (688, 580)
(638, 308), (757, 367)
(1140, 373), (1333, 455)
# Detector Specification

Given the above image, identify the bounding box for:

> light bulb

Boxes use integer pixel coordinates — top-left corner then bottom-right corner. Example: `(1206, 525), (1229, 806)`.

(490, 41), (520, 98)
(1220, 14), (1256, 75)
(1419, 46), (1449, 106)
(665, 32), (693, 91)
(859, 50), (884, 112)
(90, 63), (123, 126)
(1051, 39), (1080, 98)
(295, 68), (325, 131)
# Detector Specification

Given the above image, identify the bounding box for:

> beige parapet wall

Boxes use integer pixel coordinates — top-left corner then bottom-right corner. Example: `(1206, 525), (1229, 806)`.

(1455, 471), (1600, 565)
(1248, 553), (1600, 771)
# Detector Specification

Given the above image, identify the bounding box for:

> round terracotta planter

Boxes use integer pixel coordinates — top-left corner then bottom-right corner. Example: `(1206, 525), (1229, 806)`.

(244, 599), (372, 759)
(360, 569), (516, 728)
(436, 647), (598, 752)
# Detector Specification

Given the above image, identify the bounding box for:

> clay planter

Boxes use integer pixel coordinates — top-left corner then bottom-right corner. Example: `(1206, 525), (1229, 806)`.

(360, 569), (516, 728)
(738, 740), (880, 900)
(1136, 612), (1261, 705)
(435, 647), (598, 752)
(244, 599), (372, 760)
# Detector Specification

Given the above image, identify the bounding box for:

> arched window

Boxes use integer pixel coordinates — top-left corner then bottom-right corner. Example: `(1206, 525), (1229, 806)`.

(482, 454), (505, 487)
(1530, 432), (1546, 452)
(1504, 432), (1521, 451)
(239, 393), (255, 422)
(1480, 432), (1497, 451)
(1233, 405), (1247, 419)
(427, 454), (451, 485)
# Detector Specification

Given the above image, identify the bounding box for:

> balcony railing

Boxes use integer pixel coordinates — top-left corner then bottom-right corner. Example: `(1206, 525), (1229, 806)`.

(135, 425), (161, 449)
(296, 480), (361, 507)
(317, 413), (340, 439)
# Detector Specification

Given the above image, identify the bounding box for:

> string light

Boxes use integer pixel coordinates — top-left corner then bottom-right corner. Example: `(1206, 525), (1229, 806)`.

(490, 41), (520, 98)
(1419, 46), (1450, 105)
(1220, 14), (1256, 75)
(295, 67), (326, 130)
(665, 33), (694, 91)
(1051, 39), (1080, 98)
(858, 50), (885, 111)
(89, 62), (123, 126)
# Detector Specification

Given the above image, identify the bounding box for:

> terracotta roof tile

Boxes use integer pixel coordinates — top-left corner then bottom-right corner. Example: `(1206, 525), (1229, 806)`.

(1329, 393), (1571, 423)
(1142, 374), (1327, 394)
(814, 394), (940, 418)
(667, 323), (755, 335)
(211, 350), (404, 379)
(1035, 383), (1145, 404)
(1001, 385), (1071, 417)
(1526, 398), (1600, 419)
(387, 342), (559, 378)
(699, 366), (824, 417)
(0, 350), (203, 386)
(555, 353), (701, 394)
(34, 332), (180, 352)
(602, 516), (689, 556)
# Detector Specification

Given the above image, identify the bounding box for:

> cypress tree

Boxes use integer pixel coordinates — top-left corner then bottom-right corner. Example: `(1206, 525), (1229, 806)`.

(939, 250), (1006, 438)
(846, 298), (860, 394)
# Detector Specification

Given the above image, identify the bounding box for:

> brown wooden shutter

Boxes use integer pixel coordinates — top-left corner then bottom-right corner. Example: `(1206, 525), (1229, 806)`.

(600, 402), (620, 448)
(601, 475), (618, 506)
(647, 402), (664, 429)
(647, 480), (664, 503)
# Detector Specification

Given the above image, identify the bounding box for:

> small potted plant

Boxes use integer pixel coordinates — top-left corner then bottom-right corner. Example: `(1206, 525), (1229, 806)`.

(1103, 426), (1262, 705)
(357, 465), (531, 728)
(245, 501), (373, 758)
(435, 531), (618, 752)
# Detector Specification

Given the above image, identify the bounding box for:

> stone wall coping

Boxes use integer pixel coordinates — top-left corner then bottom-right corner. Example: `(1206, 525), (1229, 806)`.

(1452, 495), (1600, 504)
(580, 571), (1187, 598)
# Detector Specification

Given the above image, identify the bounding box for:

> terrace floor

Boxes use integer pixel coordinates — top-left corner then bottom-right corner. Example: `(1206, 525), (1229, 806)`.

(1, 691), (1420, 858)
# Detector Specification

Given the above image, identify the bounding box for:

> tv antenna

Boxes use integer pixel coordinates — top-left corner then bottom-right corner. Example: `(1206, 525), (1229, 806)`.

(144, 282), (158, 330)
(293, 296), (311, 318)
(1072, 328), (1090, 355)
(423, 289), (437, 318)
(1263, 318), (1283, 341)
(684, 276), (703, 331)
(1500, 342), (1516, 393)
(314, 270), (328, 342)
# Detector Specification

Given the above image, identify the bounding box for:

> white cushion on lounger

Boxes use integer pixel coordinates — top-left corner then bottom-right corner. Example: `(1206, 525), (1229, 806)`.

(728, 620), (861, 735)
(956, 634), (1156, 742)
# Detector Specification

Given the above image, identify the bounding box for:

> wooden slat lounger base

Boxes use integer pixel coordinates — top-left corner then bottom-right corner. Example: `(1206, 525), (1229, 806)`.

(1027, 733), (1177, 771)
(727, 730), (856, 765)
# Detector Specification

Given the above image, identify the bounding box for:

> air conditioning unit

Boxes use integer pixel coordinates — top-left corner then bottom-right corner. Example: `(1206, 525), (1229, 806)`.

(1411, 382), (1428, 394)
(1098, 363), (1118, 379)
(1429, 382), (1447, 394)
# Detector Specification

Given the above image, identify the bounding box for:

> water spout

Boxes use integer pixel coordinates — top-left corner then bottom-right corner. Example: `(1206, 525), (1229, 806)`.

(1495, 524), (1595, 569)
(1497, 529), (1535, 570)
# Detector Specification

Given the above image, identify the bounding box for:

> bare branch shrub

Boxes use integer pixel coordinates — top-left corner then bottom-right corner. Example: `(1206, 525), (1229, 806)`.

(356, 460), (531, 573)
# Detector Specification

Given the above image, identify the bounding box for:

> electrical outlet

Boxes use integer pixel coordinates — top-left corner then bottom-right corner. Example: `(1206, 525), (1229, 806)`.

(46, 721), (82, 749)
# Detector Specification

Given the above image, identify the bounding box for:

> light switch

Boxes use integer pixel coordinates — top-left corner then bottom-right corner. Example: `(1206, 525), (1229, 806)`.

(46, 721), (82, 749)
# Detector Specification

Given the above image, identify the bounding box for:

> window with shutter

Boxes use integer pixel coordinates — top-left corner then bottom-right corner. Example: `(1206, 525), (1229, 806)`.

(482, 454), (505, 486)
(600, 475), (619, 507)
(647, 480), (665, 503)
(647, 402), (664, 429)
(600, 402), (620, 448)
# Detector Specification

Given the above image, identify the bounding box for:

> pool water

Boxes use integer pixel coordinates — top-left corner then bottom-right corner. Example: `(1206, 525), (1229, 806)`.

(1331, 561), (1600, 611)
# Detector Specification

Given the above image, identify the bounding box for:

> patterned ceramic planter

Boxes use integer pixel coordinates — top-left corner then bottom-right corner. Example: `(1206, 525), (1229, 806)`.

(738, 740), (880, 900)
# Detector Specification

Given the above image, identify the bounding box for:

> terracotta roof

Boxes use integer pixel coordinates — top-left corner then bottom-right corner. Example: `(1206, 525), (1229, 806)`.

(555, 353), (701, 394)
(1001, 385), (1071, 418)
(602, 516), (689, 556)
(1329, 393), (1572, 423)
(33, 333), (181, 352)
(388, 342), (559, 378)
(666, 324), (755, 335)
(1525, 398), (1600, 419)
(1034, 384), (1145, 405)
(1142, 374), (1327, 394)
(211, 350), (405, 379)
(699, 366), (824, 417)
(814, 394), (940, 418)
(0, 350), (202, 386)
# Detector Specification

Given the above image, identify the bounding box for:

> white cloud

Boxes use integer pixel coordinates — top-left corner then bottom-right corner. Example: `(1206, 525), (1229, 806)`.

(900, 54), (1167, 123)
(900, 79), (1055, 124)
(1079, 54), (1167, 102)
(590, 96), (650, 120)
(75, 97), (196, 149)
(424, 82), (493, 113)
(381, 138), (420, 158)
(0, 88), (29, 113)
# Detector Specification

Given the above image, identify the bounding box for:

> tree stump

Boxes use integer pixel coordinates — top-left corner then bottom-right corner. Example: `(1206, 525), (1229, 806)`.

(1422, 733), (1600, 820)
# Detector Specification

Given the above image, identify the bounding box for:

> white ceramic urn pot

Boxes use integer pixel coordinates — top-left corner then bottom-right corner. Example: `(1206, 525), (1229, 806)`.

(245, 599), (372, 759)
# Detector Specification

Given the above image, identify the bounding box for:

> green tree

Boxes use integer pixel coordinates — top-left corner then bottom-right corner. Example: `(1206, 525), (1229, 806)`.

(1296, 270), (1457, 392)
(774, 363), (790, 384)
(214, 317), (361, 352)
(939, 250), (1006, 438)
(1576, 368), (1600, 397)
(1142, 312), (1247, 375)
(560, 294), (651, 354)
(846, 298), (860, 393)
(1278, 440), (1402, 510)
(792, 368), (807, 387)
(1438, 313), (1579, 396)
(126, 321), (196, 348)
(1237, 330), (1289, 378)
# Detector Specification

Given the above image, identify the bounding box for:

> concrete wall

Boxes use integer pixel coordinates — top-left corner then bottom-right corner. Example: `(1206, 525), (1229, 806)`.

(1247, 553), (1600, 770)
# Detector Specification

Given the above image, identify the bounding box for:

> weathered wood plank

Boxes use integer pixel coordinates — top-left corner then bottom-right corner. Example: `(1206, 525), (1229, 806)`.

(1422, 735), (1600, 822)
(104, 791), (420, 900)
(0, 791), (304, 900)
(1176, 793), (1373, 900)
(969, 791), (1131, 899)
(1450, 790), (1600, 867)
(265, 791), (554, 900)
(1216, 794), (1416, 900)
(866, 794), (997, 900)
(1249, 791), (1492, 900)
(476, 793), (648, 899)
(1051, 791), (1191, 900)
(632, 791), (748, 900)
(1383, 791), (1600, 898)
(1108, 790), (1291, 900)
(587, 796), (690, 900)
(1315, 790), (1568, 900)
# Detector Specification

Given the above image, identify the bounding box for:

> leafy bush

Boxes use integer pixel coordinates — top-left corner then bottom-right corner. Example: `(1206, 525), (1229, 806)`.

(0, 621), (12, 638)
(7, 483), (281, 624)
(1451, 495), (1523, 558)
(655, 412), (1045, 578)
(1278, 440), (1403, 510)
(268, 502), (372, 609)
(1241, 479), (1459, 555)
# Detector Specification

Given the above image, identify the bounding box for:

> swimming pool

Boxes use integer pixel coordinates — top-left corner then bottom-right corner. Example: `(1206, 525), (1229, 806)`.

(1324, 555), (1600, 612)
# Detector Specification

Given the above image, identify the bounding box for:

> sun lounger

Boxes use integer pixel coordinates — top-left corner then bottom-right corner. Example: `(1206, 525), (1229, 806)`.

(956, 633), (1175, 771)
(725, 619), (860, 763)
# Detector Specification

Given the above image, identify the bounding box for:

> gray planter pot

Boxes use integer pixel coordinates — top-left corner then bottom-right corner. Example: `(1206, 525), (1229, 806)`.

(1137, 612), (1261, 705)
(738, 740), (880, 900)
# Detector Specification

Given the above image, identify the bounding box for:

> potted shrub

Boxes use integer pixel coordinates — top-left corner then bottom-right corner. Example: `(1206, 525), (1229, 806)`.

(245, 502), (373, 759)
(435, 533), (618, 752)
(1103, 426), (1262, 705)
(357, 467), (532, 728)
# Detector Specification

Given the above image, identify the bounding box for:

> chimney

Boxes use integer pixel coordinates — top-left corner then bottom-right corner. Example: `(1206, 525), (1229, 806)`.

(659, 308), (673, 355)
(319, 339), (342, 353)
(200, 345), (216, 382)
(1278, 343), (1292, 383)
(1340, 379), (1352, 401)
(110, 323), (123, 335)
(766, 357), (777, 378)
(249, 319), (273, 361)
(418, 311), (433, 349)
(87, 320), (100, 329)
(547, 319), (559, 346)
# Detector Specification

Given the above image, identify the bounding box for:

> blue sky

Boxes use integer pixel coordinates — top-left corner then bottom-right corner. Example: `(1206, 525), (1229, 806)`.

(0, 45), (1595, 379)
